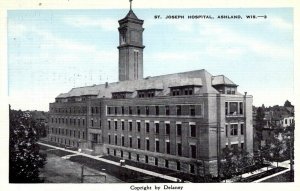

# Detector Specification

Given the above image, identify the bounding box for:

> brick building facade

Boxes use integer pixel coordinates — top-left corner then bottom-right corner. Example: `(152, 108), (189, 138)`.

(48, 8), (253, 176)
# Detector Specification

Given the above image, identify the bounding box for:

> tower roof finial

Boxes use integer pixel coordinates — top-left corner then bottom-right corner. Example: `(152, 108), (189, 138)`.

(130, 0), (133, 10)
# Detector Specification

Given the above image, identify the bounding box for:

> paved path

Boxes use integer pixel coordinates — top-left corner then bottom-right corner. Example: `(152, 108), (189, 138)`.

(38, 142), (179, 182)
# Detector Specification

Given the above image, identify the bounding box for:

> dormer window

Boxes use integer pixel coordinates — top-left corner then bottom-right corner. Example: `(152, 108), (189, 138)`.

(112, 91), (133, 99)
(170, 86), (195, 96)
(137, 89), (162, 98)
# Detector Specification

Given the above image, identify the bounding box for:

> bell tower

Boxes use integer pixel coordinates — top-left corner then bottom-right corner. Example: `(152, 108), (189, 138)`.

(118, 0), (145, 81)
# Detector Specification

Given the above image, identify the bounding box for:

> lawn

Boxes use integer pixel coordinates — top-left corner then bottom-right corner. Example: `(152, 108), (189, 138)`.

(262, 171), (294, 182)
(238, 167), (287, 182)
(39, 153), (122, 183)
(69, 155), (171, 183)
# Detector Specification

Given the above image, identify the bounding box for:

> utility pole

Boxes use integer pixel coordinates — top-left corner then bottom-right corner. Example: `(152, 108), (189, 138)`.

(217, 122), (221, 179)
(81, 165), (84, 183)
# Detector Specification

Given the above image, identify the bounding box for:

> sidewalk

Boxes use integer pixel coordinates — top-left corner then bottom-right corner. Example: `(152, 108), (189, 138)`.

(38, 142), (179, 182)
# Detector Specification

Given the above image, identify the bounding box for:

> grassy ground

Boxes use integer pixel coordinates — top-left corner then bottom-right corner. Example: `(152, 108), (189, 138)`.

(101, 155), (220, 183)
(39, 144), (170, 183)
(39, 153), (122, 183)
(70, 155), (171, 183)
(238, 167), (287, 182)
(262, 171), (294, 182)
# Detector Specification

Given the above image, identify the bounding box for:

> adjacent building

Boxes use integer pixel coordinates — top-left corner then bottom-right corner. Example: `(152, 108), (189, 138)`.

(48, 7), (253, 176)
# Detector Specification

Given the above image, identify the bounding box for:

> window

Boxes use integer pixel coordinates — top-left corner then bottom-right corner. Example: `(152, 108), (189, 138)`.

(177, 162), (181, 170)
(155, 106), (159, 115)
(190, 105), (195, 116)
(145, 122), (150, 133)
(225, 102), (228, 115)
(155, 140), (160, 152)
(91, 119), (94, 127)
(176, 105), (181, 116)
(128, 152), (131, 160)
(137, 138), (141, 149)
(231, 144), (238, 149)
(82, 132), (85, 139)
(129, 121), (133, 131)
(190, 145), (196, 158)
(92, 133), (98, 143)
(114, 121), (118, 130)
(165, 160), (169, 168)
(165, 106), (170, 115)
(166, 141), (170, 154)
(239, 102), (243, 114)
(229, 102), (238, 115)
(122, 136), (125, 146)
(121, 106), (124, 115)
(136, 154), (139, 161)
(121, 121), (125, 130)
(146, 139), (150, 150)
(146, 106), (149, 115)
(177, 124), (182, 136)
(107, 148), (110, 154)
(137, 106), (140, 115)
(121, 150), (123, 158)
(114, 107), (118, 115)
(190, 124), (196, 137)
(137, 122), (141, 132)
(165, 123), (170, 135)
(241, 143), (244, 150)
(114, 149), (116, 156)
(155, 123), (159, 134)
(155, 158), (158, 166)
(108, 121), (111, 130)
(129, 106), (132, 115)
(114, 135), (117, 145)
(230, 124), (238, 136)
(190, 164), (195, 174)
(145, 155), (149, 163)
(225, 124), (228, 137)
(108, 107), (111, 115)
(240, 124), (244, 135)
(129, 137), (132, 148)
(177, 143), (182, 156)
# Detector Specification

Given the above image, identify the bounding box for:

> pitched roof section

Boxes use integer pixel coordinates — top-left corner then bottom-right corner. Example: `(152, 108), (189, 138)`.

(118, 10), (143, 24)
(125, 10), (139, 20)
(56, 69), (228, 98)
(212, 75), (237, 86)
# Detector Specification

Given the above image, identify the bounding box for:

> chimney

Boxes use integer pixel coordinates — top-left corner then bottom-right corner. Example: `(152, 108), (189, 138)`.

(105, 82), (108, 88)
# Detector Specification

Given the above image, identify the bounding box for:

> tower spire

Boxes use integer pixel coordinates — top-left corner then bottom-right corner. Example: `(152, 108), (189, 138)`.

(129, 0), (133, 10)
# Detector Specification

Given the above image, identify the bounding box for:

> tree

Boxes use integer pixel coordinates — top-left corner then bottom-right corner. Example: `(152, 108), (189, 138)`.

(9, 109), (46, 183)
(255, 107), (265, 149)
(261, 129), (288, 166)
(284, 100), (292, 107)
(220, 147), (254, 180)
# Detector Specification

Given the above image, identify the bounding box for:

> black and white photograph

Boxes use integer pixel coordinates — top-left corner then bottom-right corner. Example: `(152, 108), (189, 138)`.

(0, 0), (298, 190)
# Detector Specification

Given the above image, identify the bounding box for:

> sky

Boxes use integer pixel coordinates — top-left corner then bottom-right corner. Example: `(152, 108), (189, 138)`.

(7, 8), (293, 111)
